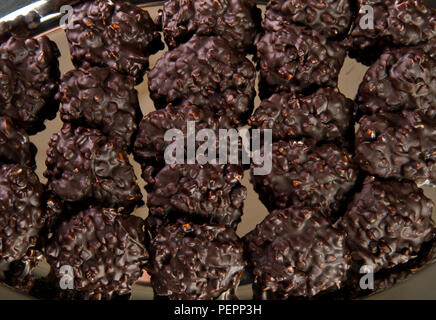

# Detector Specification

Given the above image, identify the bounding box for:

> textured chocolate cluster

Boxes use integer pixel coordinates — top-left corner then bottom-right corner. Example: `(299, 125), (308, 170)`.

(357, 43), (436, 119)
(44, 124), (142, 211)
(156, 0), (261, 53)
(339, 176), (434, 272)
(349, 0), (436, 65)
(245, 207), (350, 298)
(256, 24), (348, 97)
(249, 87), (354, 144)
(355, 111), (436, 186)
(143, 163), (246, 233)
(150, 221), (245, 300)
(0, 35), (60, 134)
(45, 207), (149, 296)
(251, 139), (358, 214)
(134, 102), (233, 166)
(66, 0), (162, 82)
(0, 116), (35, 168)
(0, 164), (45, 263)
(148, 35), (256, 126)
(263, 0), (353, 38)
(57, 67), (142, 149)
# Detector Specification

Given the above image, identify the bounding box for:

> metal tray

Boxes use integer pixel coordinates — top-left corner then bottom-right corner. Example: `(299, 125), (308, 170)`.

(0, 0), (435, 300)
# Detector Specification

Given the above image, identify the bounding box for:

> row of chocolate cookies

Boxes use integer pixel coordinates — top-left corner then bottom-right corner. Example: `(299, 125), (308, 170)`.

(0, 12), (61, 293)
(340, 1), (436, 298)
(32, 0), (164, 299)
(244, 0), (436, 299)
(131, 0), (263, 300)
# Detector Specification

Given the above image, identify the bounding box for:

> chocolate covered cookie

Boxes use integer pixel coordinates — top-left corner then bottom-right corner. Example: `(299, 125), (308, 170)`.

(150, 221), (245, 300)
(339, 176), (434, 272)
(44, 124), (142, 212)
(148, 35), (256, 126)
(245, 207), (350, 298)
(66, 0), (162, 82)
(157, 0), (261, 53)
(57, 67), (142, 149)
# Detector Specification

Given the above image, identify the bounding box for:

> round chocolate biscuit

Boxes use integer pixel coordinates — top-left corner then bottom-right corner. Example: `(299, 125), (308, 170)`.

(0, 164), (45, 263)
(339, 176), (434, 272)
(356, 43), (436, 120)
(150, 221), (245, 300)
(250, 139), (358, 214)
(349, 0), (436, 65)
(355, 111), (436, 186)
(66, 0), (162, 82)
(44, 123), (142, 211)
(256, 24), (349, 97)
(263, 0), (353, 38)
(244, 207), (350, 298)
(45, 207), (149, 296)
(156, 0), (261, 53)
(148, 35), (256, 126)
(57, 67), (142, 149)
(0, 36), (60, 134)
(249, 87), (354, 144)
(144, 163), (246, 232)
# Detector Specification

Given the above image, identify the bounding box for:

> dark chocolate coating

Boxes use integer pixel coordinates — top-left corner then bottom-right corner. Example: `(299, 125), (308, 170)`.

(44, 123), (142, 211)
(150, 221), (245, 300)
(0, 116), (35, 168)
(251, 139), (358, 214)
(0, 164), (45, 263)
(45, 207), (149, 296)
(148, 35), (256, 126)
(244, 207), (350, 298)
(0, 11), (41, 42)
(249, 87), (354, 144)
(57, 67), (142, 149)
(156, 0), (262, 53)
(134, 102), (233, 166)
(144, 163), (246, 232)
(339, 176), (434, 272)
(0, 36), (60, 134)
(356, 43), (436, 119)
(349, 0), (436, 65)
(66, 0), (162, 82)
(256, 24), (349, 97)
(263, 0), (353, 38)
(355, 111), (436, 186)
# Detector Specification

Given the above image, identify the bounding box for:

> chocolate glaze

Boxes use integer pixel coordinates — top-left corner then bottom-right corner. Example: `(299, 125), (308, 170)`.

(57, 67), (142, 150)
(66, 0), (163, 83)
(263, 0), (353, 38)
(0, 36), (60, 134)
(134, 102), (233, 166)
(349, 0), (436, 65)
(150, 221), (245, 300)
(251, 139), (358, 215)
(244, 207), (350, 298)
(249, 87), (355, 144)
(45, 207), (149, 296)
(339, 176), (434, 273)
(143, 163), (246, 233)
(148, 35), (256, 126)
(355, 111), (436, 186)
(357, 43), (436, 119)
(44, 123), (143, 212)
(256, 24), (349, 98)
(0, 164), (45, 263)
(0, 116), (36, 168)
(156, 0), (262, 53)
